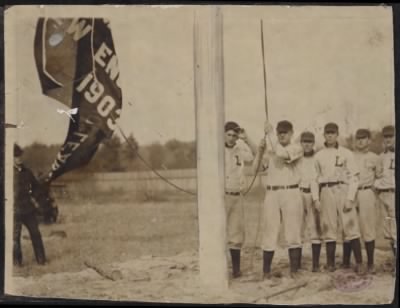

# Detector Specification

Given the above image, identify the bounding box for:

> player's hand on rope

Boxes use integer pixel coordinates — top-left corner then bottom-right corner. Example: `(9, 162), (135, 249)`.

(258, 138), (267, 153)
(264, 121), (274, 135)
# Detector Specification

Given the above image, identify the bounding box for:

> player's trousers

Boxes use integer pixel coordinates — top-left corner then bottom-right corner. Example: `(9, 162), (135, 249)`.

(355, 188), (377, 242)
(377, 190), (397, 248)
(13, 212), (46, 264)
(225, 193), (245, 250)
(261, 187), (303, 251)
(301, 191), (322, 244)
(320, 184), (360, 242)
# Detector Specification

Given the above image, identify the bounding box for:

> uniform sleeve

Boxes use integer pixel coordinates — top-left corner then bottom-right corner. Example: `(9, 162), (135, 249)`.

(374, 153), (384, 179)
(313, 152), (323, 183)
(275, 143), (303, 163)
(345, 149), (360, 201)
(310, 160), (320, 202)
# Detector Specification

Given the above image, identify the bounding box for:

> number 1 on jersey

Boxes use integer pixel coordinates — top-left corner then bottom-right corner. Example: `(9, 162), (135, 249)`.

(235, 155), (241, 166)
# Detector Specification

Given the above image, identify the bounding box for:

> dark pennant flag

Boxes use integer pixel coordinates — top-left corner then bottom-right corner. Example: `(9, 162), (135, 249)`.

(34, 18), (122, 181)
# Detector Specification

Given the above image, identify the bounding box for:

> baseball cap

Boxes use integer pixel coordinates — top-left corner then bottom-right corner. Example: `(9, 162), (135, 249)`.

(276, 120), (293, 133)
(382, 125), (395, 137)
(355, 129), (371, 139)
(300, 131), (315, 142)
(14, 144), (23, 157)
(324, 122), (339, 134)
(225, 121), (241, 133)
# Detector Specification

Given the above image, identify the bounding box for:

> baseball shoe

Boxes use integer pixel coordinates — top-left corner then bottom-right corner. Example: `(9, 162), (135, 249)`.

(312, 265), (321, 273)
(367, 265), (376, 275)
(326, 265), (336, 272)
(290, 271), (302, 280)
(263, 272), (273, 280)
(232, 271), (242, 279)
(340, 262), (351, 270)
(354, 263), (366, 275)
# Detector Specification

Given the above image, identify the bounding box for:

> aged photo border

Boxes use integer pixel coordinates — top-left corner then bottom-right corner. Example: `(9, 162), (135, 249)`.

(0, 1), (399, 306)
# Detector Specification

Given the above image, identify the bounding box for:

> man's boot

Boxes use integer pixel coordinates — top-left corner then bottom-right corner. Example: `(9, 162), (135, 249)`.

(263, 250), (274, 279)
(351, 238), (364, 274)
(312, 243), (321, 272)
(365, 240), (375, 274)
(13, 245), (22, 267)
(230, 249), (241, 278)
(326, 241), (336, 272)
(342, 241), (352, 269)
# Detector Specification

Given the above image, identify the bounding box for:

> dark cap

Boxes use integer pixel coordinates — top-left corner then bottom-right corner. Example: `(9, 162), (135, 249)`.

(276, 120), (293, 133)
(382, 125), (395, 137)
(14, 144), (23, 157)
(355, 129), (371, 139)
(225, 121), (241, 133)
(324, 122), (339, 134)
(300, 131), (315, 142)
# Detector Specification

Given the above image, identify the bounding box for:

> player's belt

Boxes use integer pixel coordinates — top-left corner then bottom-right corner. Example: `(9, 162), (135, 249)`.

(358, 185), (372, 190)
(320, 181), (345, 188)
(300, 187), (311, 193)
(225, 191), (240, 196)
(266, 184), (299, 191)
(377, 188), (395, 193)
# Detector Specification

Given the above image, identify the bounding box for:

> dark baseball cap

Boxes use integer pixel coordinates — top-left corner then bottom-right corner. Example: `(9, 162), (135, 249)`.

(382, 125), (395, 137)
(300, 131), (315, 142)
(355, 129), (371, 139)
(14, 144), (23, 157)
(324, 122), (339, 134)
(225, 121), (241, 133)
(276, 120), (293, 133)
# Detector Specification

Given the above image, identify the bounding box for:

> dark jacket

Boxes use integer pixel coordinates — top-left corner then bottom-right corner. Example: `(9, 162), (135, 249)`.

(14, 164), (40, 215)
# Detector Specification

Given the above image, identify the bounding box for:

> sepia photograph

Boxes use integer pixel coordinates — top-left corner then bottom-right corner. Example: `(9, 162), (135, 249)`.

(4, 4), (397, 304)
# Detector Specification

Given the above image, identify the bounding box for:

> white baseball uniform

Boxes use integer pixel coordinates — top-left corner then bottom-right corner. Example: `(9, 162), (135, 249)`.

(260, 143), (304, 251)
(374, 149), (396, 248)
(297, 154), (322, 244)
(314, 144), (361, 242)
(225, 139), (254, 249)
(354, 150), (382, 242)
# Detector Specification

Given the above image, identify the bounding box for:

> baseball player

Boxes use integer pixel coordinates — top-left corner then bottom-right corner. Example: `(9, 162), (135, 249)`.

(374, 125), (396, 259)
(224, 121), (257, 278)
(254, 120), (304, 279)
(314, 123), (364, 273)
(348, 128), (383, 274)
(298, 131), (322, 272)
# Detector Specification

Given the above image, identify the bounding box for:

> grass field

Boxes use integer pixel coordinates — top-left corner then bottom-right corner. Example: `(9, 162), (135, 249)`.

(10, 186), (396, 304)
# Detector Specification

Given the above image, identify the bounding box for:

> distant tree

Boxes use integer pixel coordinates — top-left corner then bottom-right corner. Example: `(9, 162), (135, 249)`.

(121, 133), (140, 169)
(147, 142), (165, 170)
(94, 134), (125, 172)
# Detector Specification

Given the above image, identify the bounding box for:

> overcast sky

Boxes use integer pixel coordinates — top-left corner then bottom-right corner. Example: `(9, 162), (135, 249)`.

(7, 5), (395, 147)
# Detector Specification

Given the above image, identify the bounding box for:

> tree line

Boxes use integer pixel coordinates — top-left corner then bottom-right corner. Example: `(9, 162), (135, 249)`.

(22, 130), (386, 176)
(22, 134), (196, 176)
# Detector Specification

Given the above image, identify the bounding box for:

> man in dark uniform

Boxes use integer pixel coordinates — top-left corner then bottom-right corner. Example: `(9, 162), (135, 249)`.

(13, 144), (46, 266)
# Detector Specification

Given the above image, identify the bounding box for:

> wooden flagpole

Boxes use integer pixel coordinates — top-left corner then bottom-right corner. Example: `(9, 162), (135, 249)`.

(193, 5), (228, 289)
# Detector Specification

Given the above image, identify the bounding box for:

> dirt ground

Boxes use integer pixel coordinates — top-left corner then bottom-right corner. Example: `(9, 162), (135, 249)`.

(7, 190), (398, 304)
